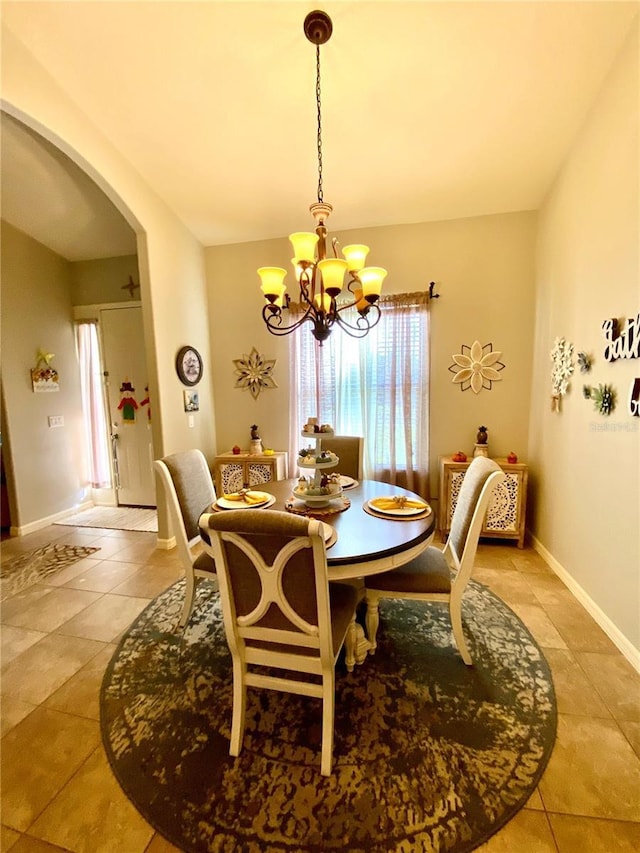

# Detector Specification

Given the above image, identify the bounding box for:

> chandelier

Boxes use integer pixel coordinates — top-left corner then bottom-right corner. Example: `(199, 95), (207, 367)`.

(258, 10), (387, 344)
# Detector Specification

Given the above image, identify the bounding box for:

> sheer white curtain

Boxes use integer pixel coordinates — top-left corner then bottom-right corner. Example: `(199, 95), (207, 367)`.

(75, 321), (112, 489)
(289, 292), (430, 497)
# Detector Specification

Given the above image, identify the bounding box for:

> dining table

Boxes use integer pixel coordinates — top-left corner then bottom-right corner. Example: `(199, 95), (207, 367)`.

(212, 477), (436, 666)
(261, 477), (435, 580)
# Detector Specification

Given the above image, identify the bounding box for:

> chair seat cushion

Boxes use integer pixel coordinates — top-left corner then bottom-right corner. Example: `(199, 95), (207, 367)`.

(193, 550), (216, 574)
(365, 547), (451, 594)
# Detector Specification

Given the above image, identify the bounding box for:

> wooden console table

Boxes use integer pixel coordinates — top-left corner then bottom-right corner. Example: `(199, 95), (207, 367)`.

(439, 455), (528, 548)
(213, 451), (288, 495)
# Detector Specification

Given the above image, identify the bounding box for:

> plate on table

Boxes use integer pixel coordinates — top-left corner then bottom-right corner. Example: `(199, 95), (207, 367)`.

(215, 491), (274, 510)
(338, 475), (358, 489)
(367, 496), (430, 517)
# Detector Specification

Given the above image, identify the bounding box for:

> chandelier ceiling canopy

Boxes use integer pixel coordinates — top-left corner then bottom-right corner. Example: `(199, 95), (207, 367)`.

(258, 10), (387, 344)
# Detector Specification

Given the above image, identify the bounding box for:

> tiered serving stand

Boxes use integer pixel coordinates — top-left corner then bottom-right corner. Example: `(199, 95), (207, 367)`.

(293, 429), (343, 509)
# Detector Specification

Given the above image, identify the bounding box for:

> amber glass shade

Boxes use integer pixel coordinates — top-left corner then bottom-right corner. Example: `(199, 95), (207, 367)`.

(342, 244), (370, 272)
(258, 267), (287, 301)
(290, 259), (305, 283)
(289, 232), (319, 263)
(313, 292), (332, 313)
(317, 258), (348, 296)
(359, 266), (387, 302)
(352, 287), (370, 315)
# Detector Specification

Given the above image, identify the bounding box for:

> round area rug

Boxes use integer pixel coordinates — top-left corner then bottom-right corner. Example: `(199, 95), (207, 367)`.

(101, 579), (556, 853)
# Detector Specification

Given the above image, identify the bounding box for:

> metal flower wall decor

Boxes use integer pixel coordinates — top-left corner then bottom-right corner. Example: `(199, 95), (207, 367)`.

(233, 347), (278, 400)
(583, 383), (616, 415)
(448, 341), (505, 393)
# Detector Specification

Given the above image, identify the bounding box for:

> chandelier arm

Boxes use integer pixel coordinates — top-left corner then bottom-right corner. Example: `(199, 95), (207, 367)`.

(344, 275), (359, 296)
(262, 305), (314, 337)
(333, 304), (382, 336)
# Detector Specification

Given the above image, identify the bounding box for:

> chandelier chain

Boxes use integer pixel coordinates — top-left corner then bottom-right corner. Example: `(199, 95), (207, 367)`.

(316, 43), (323, 204)
(257, 10), (387, 344)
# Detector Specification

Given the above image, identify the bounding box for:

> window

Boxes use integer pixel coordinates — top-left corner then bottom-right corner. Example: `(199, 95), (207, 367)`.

(289, 292), (430, 496)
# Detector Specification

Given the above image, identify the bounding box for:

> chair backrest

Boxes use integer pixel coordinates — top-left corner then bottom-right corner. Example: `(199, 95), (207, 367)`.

(318, 435), (363, 480)
(447, 457), (505, 580)
(202, 509), (334, 671)
(154, 450), (216, 564)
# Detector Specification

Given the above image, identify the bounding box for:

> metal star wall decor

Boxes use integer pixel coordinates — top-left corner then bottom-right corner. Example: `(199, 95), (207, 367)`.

(233, 347), (278, 400)
(448, 341), (505, 393)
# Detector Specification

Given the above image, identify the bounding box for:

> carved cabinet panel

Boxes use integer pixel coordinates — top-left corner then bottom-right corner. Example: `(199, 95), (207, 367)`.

(213, 452), (288, 496)
(439, 456), (528, 548)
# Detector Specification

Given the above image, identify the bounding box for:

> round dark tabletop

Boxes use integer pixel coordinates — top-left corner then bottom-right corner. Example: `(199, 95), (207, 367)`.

(264, 478), (435, 579)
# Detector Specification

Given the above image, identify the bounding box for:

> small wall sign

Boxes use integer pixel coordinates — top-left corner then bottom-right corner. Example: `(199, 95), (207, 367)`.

(31, 349), (59, 392)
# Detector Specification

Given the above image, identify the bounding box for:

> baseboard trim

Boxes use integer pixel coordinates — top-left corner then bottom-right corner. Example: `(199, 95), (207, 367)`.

(10, 501), (95, 537)
(531, 533), (640, 673)
(155, 535), (176, 551)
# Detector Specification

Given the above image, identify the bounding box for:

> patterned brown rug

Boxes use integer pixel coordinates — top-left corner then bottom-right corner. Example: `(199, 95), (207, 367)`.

(1, 543), (100, 600)
(101, 579), (557, 852)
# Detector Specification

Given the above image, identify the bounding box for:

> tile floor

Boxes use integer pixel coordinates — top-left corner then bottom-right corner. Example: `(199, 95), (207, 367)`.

(1, 524), (639, 852)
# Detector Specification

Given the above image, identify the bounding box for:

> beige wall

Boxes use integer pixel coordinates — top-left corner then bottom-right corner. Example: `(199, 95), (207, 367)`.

(530, 22), (639, 653)
(1, 222), (87, 525)
(1, 28), (217, 471)
(2, 28), (219, 535)
(205, 210), (537, 502)
(70, 254), (140, 306)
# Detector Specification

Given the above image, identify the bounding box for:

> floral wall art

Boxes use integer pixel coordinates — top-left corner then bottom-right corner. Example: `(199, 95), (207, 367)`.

(233, 347), (278, 400)
(550, 337), (574, 411)
(448, 341), (505, 393)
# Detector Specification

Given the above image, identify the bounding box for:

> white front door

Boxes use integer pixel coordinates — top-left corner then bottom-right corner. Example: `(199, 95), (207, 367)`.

(100, 306), (155, 507)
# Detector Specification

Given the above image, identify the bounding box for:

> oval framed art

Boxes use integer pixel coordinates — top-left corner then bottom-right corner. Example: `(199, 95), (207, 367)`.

(175, 346), (203, 386)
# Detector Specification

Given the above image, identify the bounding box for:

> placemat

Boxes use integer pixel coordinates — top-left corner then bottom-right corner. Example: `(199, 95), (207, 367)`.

(285, 496), (351, 517)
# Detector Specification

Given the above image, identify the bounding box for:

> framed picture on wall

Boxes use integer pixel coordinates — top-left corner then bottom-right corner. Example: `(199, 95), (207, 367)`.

(175, 346), (203, 386)
(183, 389), (199, 412)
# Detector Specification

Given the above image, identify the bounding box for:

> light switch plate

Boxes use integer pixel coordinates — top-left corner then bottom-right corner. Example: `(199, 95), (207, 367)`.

(48, 415), (64, 428)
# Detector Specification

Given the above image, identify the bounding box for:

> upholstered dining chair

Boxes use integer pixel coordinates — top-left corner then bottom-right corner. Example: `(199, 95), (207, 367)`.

(154, 449), (217, 627)
(200, 508), (358, 776)
(364, 456), (505, 665)
(318, 435), (363, 480)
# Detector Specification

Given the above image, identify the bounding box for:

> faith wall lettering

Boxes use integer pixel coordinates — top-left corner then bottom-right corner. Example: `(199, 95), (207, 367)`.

(601, 313), (639, 417)
(602, 313), (640, 362)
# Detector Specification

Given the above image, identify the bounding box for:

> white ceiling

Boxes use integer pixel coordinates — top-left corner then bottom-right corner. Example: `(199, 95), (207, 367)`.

(1, 1), (638, 261)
